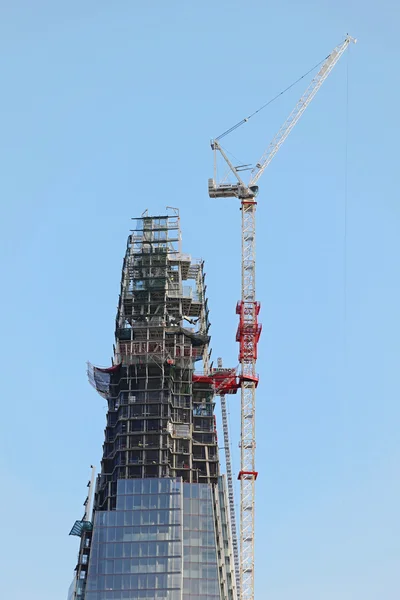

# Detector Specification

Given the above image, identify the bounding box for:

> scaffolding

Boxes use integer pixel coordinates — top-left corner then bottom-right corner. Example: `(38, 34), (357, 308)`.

(88, 209), (219, 511)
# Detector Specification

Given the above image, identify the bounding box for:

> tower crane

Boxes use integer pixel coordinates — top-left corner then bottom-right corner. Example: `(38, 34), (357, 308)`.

(209, 34), (356, 600)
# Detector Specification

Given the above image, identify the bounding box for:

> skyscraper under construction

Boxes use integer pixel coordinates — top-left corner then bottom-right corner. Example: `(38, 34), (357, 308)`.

(68, 209), (238, 600)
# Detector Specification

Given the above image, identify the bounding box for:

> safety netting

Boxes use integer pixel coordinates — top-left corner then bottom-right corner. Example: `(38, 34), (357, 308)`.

(87, 362), (121, 398)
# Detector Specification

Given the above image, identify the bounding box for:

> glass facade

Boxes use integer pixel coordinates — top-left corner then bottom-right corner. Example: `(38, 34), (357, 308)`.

(182, 482), (220, 599)
(67, 579), (76, 600)
(84, 478), (221, 600)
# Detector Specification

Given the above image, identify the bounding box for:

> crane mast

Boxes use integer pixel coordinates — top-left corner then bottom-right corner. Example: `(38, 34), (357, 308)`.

(209, 34), (356, 600)
(237, 198), (260, 600)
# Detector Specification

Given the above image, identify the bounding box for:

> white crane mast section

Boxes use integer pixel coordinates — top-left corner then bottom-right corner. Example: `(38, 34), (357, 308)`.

(250, 35), (356, 186)
(238, 200), (259, 600)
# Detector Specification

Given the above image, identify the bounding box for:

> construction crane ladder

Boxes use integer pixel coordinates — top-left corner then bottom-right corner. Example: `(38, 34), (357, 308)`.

(217, 358), (241, 596)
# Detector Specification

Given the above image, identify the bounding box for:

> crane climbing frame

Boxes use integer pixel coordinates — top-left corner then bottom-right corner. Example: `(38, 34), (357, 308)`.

(209, 34), (356, 600)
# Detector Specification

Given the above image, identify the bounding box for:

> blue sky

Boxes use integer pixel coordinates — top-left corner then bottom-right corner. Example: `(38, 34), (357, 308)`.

(0, 1), (399, 599)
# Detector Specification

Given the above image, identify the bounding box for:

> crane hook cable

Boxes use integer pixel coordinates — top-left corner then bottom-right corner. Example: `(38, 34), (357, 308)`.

(215, 53), (330, 142)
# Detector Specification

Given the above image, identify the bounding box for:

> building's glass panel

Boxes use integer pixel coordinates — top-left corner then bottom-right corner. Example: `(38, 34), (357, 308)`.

(84, 479), (224, 599)
(182, 483), (220, 600)
(86, 479), (183, 600)
(67, 578), (76, 600)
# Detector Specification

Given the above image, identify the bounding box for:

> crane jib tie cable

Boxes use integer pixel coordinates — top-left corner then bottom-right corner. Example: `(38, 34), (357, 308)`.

(215, 53), (330, 142)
